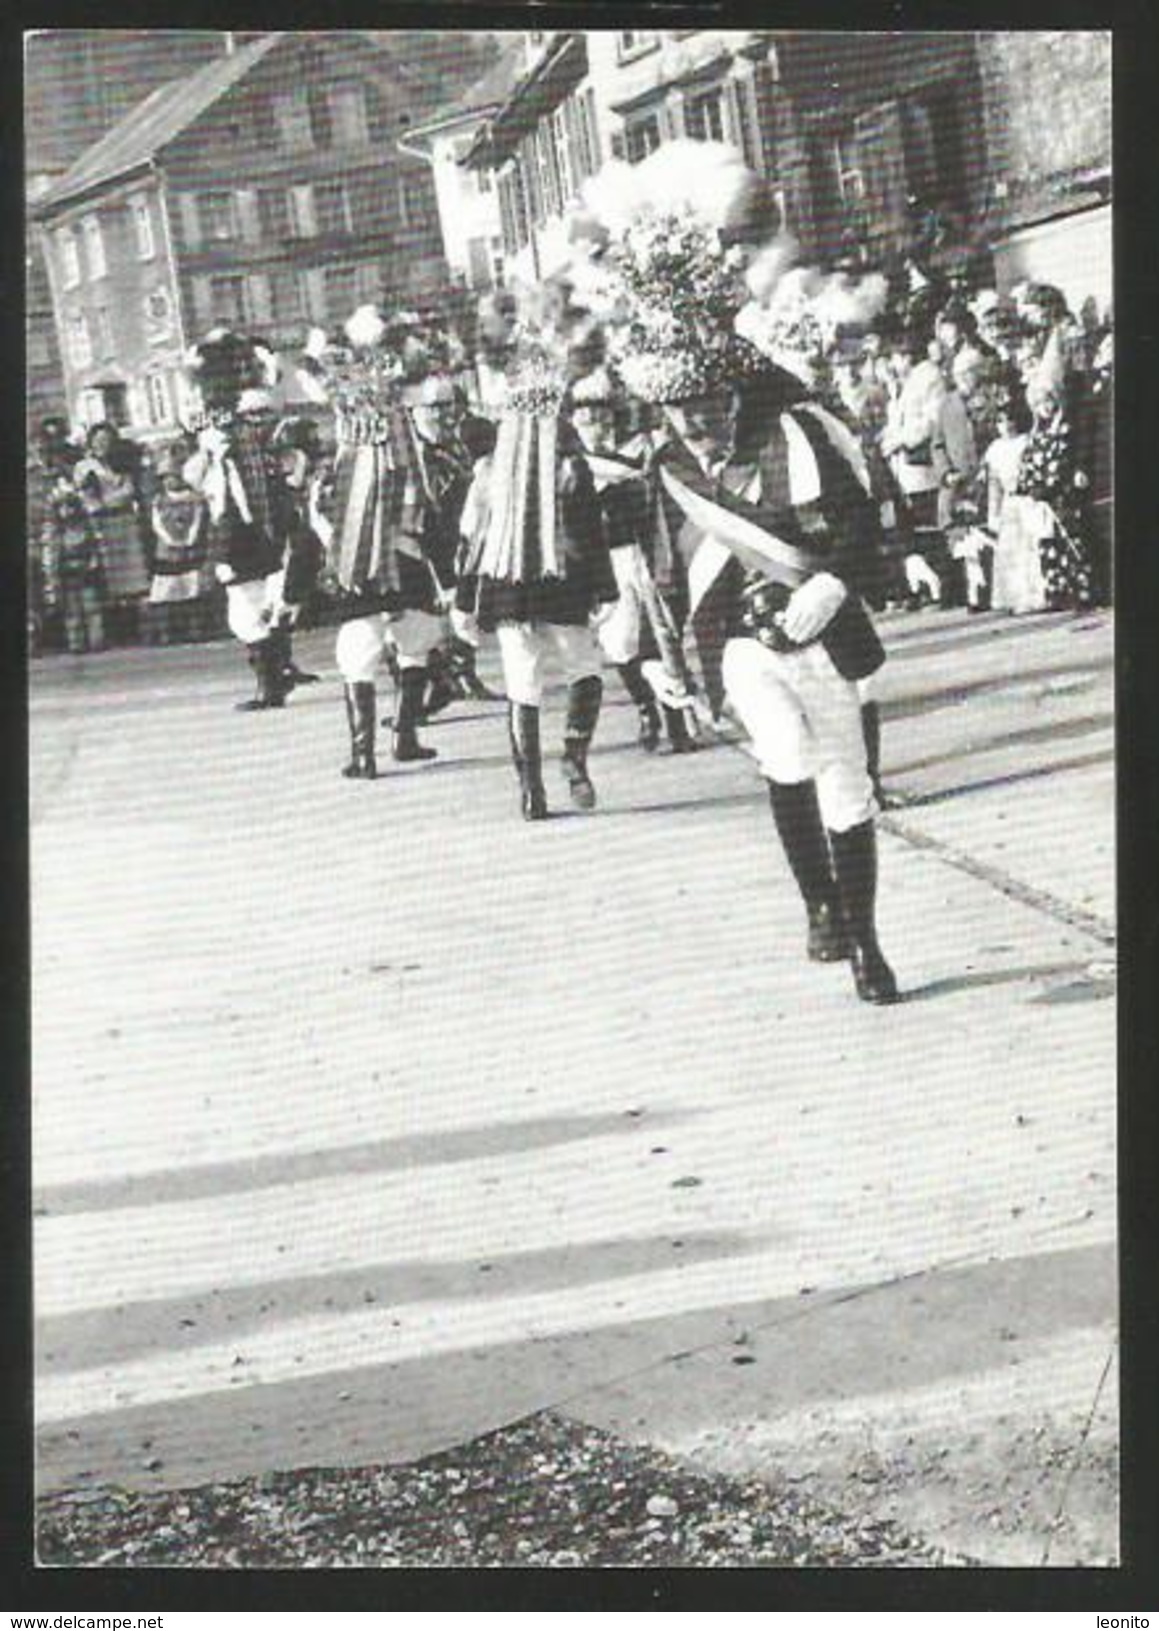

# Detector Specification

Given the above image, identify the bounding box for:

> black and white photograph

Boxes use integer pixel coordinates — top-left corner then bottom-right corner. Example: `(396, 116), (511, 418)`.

(24, 21), (1123, 1589)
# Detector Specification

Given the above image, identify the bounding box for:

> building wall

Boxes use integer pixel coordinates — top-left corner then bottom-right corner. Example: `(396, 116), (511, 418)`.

(488, 30), (778, 285)
(37, 35), (451, 438)
(39, 175), (188, 438)
(975, 31), (1111, 315)
(424, 122), (505, 291)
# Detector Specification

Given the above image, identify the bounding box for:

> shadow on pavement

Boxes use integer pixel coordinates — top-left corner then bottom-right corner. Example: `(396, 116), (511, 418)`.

(34, 1108), (697, 1218)
(888, 749), (1112, 807)
(900, 960), (1103, 1003)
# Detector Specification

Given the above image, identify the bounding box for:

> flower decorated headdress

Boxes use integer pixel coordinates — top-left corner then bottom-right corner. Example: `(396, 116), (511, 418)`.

(476, 279), (605, 419)
(182, 327), (280, 419)
(568, 142), (776, 404)
(298, 305), (464, 441)
(736, 248), (890, 393)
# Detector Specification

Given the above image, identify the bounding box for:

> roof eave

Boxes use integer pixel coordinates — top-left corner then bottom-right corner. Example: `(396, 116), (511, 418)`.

(32, 158), (158, 221)
(462, 33), (587, 170)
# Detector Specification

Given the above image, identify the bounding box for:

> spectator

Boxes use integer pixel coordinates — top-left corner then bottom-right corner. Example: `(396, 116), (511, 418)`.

(146, 443), (210, 645)
(74, 421), (151, 644)
(41, 473), (106, 654)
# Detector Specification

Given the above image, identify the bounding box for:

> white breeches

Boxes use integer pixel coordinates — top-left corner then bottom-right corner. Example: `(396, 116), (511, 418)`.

(335, 609), (444, 684)
(496, 620), (604, 708)
(226, 571), (285, 646)
(592, 545), (647, 665)
(904, 552), (942, 598)
(722, 636), (875, 832)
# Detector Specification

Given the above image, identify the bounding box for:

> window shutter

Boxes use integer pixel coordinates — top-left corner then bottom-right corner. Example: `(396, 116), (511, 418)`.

(291, 185), (317, 238)
(236, 189), (262, 245)
(177, 193), (201, 249)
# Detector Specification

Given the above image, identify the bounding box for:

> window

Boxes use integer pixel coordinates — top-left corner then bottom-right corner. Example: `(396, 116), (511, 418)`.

(323, 265), (358, 319)
(618, 31), (657, 60)
(624, 112), (662, 164)
(131, 196), (155, 260)
(833, 133), (865, 207)
(257, 187), (291, 241)
(731, 79), (758, 170)
(307, 87), (333, 149)
(66, 312), (92, 368)
(399, 172), (432, 230)
(685, 88), (725, 143)
(82, 215), (106, 279)
(251, 95), (278, 148)
(200, 192), (238, 242)
(94, 305), (115, 359)
(534, 125), (564, 218)
(466, 236), (493, 290)
(144, 288), (172, 331)
(58, 230), (81, 289)
(272, 89), (314, 152)
(477, 167), (493, 196)
(146, 372), (171, 425)
(270, 269), (304, 323)
(330, 84), (369, 147)
(314, 180), (353, 236)
(497, 168), (529, 256)
(209, 274), (247, 326)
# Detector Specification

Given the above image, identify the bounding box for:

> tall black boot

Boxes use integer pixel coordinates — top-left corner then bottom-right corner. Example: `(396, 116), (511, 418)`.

(616, 659), (660, 751)
(342, 683), (377, 779)
(422, 646), (464, 720)
(272, 622), (320, 687)
(392, 667), (437, 762)
(235, 638), (286, 711)
(861, 701), (885, 807)
(663, 704), (699, 754)
(766, 779), (848, 962)
(561, 674), (603, 810)
(828, 821), (899, 1004)
(508, 701), (548, 820)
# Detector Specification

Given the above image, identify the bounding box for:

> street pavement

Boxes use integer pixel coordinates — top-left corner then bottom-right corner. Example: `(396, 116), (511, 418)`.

(30, 604), (1116, 1566)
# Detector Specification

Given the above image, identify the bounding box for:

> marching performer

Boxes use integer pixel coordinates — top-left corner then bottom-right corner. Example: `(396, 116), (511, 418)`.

(298, 307), (447, 780)
(580, 142), (899, 1003)
(270, 414), (328, 688)
(456, 286), (616, 820)
(181, 329), (296, 711)
(407, 372), (502, 716)
(571, 368), (698, 754)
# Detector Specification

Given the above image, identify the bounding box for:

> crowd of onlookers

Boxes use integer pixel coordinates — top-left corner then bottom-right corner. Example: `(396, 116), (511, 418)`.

(27, 267), (1112, 659)
(811, 271), (1113, 616)
(27, 415), (343, 658)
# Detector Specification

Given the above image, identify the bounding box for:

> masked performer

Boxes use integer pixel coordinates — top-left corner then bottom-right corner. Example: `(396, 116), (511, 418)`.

(298, 307), (447, 779)
(456, 285), (616, 820)
(181, 329), (296, 711)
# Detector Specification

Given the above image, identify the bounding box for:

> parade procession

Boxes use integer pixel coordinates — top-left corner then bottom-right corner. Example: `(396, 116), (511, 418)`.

(174, 142), (923, 1007)
(27, 29), (1121, 1581)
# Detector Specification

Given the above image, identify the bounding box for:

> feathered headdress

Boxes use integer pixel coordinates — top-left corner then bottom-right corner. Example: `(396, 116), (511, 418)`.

(297, 305), (465, 441)
(476, 277), (605, 418)
(567, 141), (778, 404)
(183, 328), (280, 417)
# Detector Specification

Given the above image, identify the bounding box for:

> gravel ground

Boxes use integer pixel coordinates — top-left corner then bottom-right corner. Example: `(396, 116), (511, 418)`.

(37, 1411), (971, 1569)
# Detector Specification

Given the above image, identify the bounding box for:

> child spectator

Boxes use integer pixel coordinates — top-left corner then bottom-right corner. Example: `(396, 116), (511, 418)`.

(147, 444), (210, 645)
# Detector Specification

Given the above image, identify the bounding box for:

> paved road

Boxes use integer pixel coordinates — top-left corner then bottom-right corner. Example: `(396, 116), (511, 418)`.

(31, 605), (1117, 1565)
